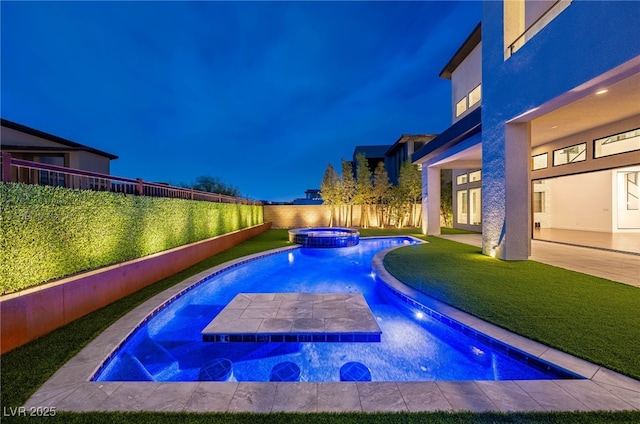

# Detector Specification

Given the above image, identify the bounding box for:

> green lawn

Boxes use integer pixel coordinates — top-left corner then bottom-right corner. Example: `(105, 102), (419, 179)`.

(384, 236), (640, 380)
(1, 228), (639, 423)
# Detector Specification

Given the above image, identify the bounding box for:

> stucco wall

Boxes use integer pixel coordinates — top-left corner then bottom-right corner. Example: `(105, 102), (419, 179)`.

(264, 204), (422, 229)
(264, 205), (331, 228)
(452, 42), (482, 124)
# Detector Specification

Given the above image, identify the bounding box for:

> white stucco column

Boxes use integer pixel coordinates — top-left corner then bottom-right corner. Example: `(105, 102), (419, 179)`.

(422, 165), (441, 236)
(482, 122), (531, 260)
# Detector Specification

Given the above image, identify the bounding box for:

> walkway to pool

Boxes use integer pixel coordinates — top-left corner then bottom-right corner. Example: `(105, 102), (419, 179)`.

(437, 233), (639, 288)
(24, 243), (640, 413)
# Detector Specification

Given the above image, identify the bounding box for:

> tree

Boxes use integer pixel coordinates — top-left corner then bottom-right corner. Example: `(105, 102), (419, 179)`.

(320, 163), (340, 227)
(372, 161), (391, 228)
(340, 158), (356, 227)
(397, 162), (422, 227)
(354, 153), (374, 228)
(184, 175), (241, 197)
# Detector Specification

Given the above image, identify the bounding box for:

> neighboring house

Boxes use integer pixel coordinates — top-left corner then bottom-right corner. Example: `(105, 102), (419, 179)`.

(385, 134), (436, 185)
(1, 118), (118, 176)
(352, 145), (389, 177)
(415, 1), (640, 260)
(353, 134), (436, 185)
(292, 189), (323, 205)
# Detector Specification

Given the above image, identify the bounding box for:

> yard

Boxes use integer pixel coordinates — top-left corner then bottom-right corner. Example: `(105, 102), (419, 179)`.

(1, 228), (638, 423)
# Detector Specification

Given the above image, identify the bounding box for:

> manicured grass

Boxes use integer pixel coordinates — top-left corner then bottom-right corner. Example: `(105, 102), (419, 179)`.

(384, 236), (640, 380)
(2, 229), (639, 423)
(4, 411), (640, 424)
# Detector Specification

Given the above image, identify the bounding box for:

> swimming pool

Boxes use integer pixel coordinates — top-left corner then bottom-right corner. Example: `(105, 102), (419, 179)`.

(93, 237), (578, 382)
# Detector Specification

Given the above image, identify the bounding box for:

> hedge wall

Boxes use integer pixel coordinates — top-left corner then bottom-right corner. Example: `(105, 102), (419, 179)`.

(0, 183), (263, 294)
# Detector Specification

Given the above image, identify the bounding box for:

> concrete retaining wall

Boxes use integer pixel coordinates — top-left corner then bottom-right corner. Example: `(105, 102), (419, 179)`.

(0, 222), (271, 354)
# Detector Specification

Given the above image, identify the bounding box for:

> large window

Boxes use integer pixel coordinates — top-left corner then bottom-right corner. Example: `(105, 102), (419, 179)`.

(594, 128), (640, 158)
(457, 190), (468, 224)
(504, 0), (573, 59)
(553, 143), (586, 166)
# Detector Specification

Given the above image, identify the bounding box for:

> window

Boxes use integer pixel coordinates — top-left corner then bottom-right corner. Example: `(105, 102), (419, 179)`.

(456, 174), (468, 185)
(469, 188), (482, 225)
(468, 84), (482, 108)
(594, 128), (640, 158)
(532, 153), (548, 170)
(456, 98), (467, 117)
(457, 190), (468, 224)
(553, 143), (586, 166)
(469, 170), (481, 182)
(533, 192), (545, 213)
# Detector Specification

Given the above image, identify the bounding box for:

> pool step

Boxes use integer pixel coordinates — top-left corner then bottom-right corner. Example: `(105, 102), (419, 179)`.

(201, 293), (381, 343)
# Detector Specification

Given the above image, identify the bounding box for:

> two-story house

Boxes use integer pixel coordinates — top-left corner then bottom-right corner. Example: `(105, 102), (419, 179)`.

(415, 2), (639, 260)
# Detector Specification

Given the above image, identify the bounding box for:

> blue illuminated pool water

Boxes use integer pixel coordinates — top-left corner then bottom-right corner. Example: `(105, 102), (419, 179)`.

(94, 237), (578, 382)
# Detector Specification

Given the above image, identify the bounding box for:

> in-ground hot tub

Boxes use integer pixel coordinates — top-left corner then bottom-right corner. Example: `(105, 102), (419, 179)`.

(288, 227), (360, 248)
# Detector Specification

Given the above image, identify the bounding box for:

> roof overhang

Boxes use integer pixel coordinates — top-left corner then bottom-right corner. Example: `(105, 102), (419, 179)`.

(412, 107), (482, 165)
(439, 23), (482, 80)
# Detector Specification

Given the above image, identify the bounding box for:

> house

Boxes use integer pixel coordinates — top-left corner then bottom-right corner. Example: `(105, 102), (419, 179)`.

(385, 134), (436, 185)
(415, 1), (640, 260)
(292, 189), (323, 205)
(1, 118), (118, 175)
(353, 134), (436, 185)
(352, 145), (389, 177)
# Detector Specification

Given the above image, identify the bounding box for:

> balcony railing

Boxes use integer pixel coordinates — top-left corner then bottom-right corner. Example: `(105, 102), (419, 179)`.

(507, 0), (573, 58)
(0, 152), (260, 205)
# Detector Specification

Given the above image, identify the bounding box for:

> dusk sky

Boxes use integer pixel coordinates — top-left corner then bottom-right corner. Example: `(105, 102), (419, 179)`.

(2, 1), (481, 202)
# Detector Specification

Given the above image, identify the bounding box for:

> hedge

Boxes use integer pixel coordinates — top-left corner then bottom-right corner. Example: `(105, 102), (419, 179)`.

(0, 183), (263, 294)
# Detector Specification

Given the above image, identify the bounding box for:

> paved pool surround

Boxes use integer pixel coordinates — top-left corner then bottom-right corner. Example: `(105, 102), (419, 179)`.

(24, 241), (640, 413)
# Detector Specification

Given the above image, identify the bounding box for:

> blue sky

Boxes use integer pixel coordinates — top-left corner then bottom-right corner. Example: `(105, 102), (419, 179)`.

(1, 1), (481, 202)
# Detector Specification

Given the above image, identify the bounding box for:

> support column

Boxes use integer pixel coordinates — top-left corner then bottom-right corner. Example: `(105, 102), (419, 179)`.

(422, 165), (441, 236)
(482, 122), (531, 260)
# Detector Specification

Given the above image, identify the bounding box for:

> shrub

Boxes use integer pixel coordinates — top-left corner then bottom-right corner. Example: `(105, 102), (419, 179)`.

(0, 183), (263, 294)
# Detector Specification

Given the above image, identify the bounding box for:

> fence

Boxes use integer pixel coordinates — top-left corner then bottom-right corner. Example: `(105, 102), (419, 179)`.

(1, 152), (259, 205)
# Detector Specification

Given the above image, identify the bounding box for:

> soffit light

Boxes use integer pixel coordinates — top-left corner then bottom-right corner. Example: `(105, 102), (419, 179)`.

(595, 89), (609, 95)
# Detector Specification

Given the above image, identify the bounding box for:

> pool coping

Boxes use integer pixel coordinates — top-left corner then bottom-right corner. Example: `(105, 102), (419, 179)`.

(23, 238), (640, 413)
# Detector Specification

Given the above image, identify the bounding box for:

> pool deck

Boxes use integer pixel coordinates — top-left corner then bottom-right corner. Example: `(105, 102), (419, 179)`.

(24, 242), (640, 413)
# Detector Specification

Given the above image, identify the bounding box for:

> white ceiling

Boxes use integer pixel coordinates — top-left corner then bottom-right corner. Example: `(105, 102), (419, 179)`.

(531, 72), (640, 147)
